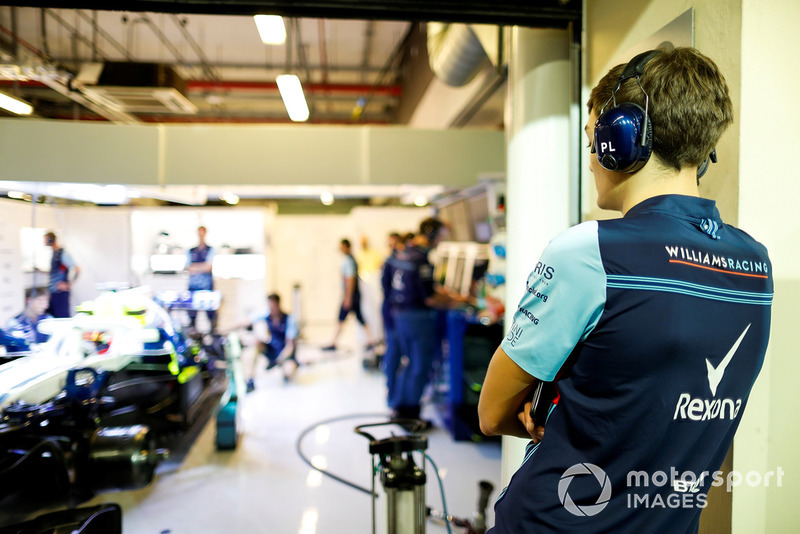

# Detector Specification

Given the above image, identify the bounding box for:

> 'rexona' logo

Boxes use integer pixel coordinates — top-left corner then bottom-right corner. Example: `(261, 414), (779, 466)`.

(558, 463), (612, 517)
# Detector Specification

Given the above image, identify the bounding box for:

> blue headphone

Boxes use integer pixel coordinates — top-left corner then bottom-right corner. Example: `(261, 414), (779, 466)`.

(593, 49), (716, 178)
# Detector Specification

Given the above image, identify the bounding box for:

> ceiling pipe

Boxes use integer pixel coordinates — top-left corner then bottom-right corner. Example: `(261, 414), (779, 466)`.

(355, 24), (412, 121)
(38, 8), (50, 59)
(91, 9), (97, 61)
(292, 18), (313, 118)
(184, 79), (401, 96)
(170, 14), (217, 80)
(44, 9), (108, 62)
(47, 57), (386, 74)
(139, 14), (185, 65)
(0, 79), (402, 98)
(427, 22), (489, 87)
(360, 21), (374, 84)
(75, 9), (132, 61)
(318, 19), (332, 114)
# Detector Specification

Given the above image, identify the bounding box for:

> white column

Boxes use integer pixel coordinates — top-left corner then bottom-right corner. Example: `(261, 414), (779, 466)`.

(733, 1), (800, 532)
(501, 27), (572, 485)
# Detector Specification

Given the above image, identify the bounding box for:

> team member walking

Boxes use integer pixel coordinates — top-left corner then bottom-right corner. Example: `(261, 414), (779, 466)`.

(323, 238), (375, 352)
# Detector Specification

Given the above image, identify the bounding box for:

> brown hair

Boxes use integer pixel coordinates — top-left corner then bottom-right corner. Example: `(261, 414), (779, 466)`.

(588, 47), (733, 172)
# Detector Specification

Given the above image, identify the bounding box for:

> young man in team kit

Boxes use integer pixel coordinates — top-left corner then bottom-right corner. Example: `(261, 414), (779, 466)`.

(479, 47), (772, 533)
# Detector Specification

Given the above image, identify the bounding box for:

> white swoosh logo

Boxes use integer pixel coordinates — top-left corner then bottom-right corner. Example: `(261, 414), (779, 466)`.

(706, 324), (751, 396)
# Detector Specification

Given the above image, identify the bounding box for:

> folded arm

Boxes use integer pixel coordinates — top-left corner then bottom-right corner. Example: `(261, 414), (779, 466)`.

(478, 346), (544, 441)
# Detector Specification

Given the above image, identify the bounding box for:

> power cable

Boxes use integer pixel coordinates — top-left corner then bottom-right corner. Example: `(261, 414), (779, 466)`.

(425, 452), (453, 534)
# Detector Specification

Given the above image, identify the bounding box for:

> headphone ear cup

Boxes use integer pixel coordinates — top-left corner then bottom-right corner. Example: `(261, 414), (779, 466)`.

(594, 102), (653, 173)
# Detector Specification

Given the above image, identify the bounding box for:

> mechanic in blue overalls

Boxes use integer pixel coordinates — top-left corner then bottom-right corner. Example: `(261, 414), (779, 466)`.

(185, 225), (216, 332)
(224, 293), (299, 391)
(386, 218), (466, 426)
(3, 290), (52, 351)
(381, 232), (404, 404)
(44, 231), (80, 318)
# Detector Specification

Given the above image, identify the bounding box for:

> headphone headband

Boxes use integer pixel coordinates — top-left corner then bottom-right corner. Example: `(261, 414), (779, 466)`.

(619, 50), (663, 82)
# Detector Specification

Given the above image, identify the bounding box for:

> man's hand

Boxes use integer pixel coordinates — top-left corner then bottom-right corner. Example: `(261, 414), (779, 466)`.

(517, 400), (546, 444)
(56, 281), (70, 291)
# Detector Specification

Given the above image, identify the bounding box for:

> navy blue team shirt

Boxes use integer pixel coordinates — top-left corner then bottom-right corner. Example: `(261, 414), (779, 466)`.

(187, 245), (215, 291)
(491, 195), (772, 533)
(387, 245), (435, 311)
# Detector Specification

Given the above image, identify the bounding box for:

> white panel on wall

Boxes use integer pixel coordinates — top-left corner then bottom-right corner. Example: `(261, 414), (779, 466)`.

(0, 200), (25, 324)
(0, 200), (133, 318)
(130, 207), (269, 258)
(272, 214), (351, 330)
(130, 207), (271, 329)
(53, 206), (133, 312)
(271, 206), (429, 344)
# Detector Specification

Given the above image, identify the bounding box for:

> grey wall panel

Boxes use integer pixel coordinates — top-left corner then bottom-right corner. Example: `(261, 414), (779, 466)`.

(367, 127), (505, 184)
(162, 124), (365, 185)
(0, 119), (161, 185)
(0, 119), (504, 187)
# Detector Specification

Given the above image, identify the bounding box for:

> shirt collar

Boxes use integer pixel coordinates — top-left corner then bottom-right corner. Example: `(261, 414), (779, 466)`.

(625, 194), (721, 222)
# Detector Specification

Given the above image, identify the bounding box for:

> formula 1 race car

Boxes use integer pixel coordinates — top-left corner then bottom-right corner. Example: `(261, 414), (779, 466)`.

(0, 290), (230, 516)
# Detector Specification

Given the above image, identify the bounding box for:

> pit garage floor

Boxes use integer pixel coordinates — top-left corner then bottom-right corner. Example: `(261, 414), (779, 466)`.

(84, 342), (503, 534)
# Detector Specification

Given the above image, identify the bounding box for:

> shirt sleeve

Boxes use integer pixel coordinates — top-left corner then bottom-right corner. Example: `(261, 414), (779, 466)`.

(61, 250), (76, 269)
(416, 257), (435, 300)
(248, 310), (267, 324)
(342, 256), (356, 278)
(500, 221), (606, 381)
(286, 315), (299, 340)
(205, 247), (215, 263)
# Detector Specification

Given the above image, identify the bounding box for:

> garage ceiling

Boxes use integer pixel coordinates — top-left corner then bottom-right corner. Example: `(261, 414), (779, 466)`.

(0, 1), (582, 26)
(0, 2), (579, 126)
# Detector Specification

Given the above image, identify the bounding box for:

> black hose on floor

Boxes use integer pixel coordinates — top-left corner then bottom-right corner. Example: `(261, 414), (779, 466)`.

(294, 412), (390, 497)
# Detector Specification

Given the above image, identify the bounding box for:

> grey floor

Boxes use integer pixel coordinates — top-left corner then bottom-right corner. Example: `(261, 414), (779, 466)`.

(85, 343), (503, 534)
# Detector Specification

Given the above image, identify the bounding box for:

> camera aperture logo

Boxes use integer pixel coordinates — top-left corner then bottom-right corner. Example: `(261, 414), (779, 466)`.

(558, 463), (612, 517)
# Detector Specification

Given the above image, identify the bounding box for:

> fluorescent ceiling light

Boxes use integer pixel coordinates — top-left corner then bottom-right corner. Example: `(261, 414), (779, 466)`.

(0, 92), (33, 115)
(220, 192), (240, 205)
(320, 191), (334, 205)
(276, 74), (310, 122)
(254, 15), (286, 45)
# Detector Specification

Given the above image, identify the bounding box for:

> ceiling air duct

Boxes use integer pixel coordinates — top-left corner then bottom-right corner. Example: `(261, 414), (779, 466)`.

(427, 23), (489, 87)
(77, 62), (197, 115)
